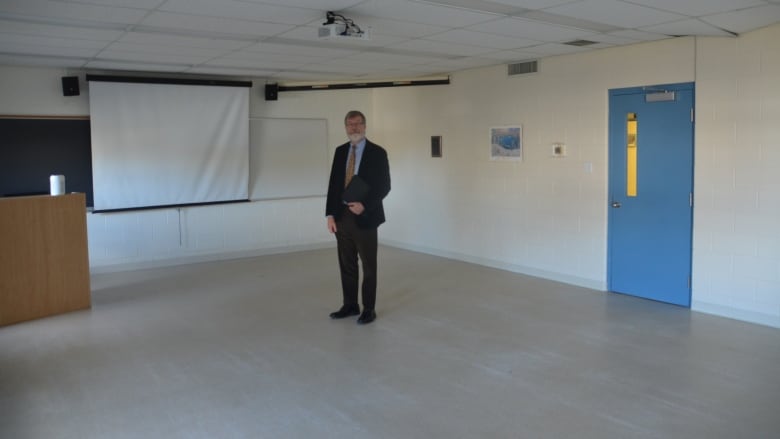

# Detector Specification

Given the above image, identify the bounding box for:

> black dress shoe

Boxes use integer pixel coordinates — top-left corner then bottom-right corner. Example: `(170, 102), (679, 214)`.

(357, 309), (376, 325)
(330, 305), (360, 319)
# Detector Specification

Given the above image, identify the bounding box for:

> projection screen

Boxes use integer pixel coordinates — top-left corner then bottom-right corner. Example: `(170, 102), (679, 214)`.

(88, 77), (250, 212)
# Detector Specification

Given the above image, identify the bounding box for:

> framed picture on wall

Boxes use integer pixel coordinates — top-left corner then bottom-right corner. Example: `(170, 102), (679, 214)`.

(490, 125), (522, 161)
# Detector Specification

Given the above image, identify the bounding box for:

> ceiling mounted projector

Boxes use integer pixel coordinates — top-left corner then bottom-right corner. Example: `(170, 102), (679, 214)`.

(318, 11), (370, 41)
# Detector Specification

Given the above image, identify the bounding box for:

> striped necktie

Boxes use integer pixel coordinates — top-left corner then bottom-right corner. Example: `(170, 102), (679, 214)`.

(345, 146), (356, 188)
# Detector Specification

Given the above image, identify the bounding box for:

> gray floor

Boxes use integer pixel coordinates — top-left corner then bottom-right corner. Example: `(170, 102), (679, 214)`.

(1, 246), (779, 439)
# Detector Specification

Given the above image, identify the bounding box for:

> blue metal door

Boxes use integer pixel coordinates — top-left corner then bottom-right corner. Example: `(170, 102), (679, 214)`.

(608, 83), (694, 307)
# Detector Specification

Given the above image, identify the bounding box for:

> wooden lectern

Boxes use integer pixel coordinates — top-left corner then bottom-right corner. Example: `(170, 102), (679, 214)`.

(0, 193), (91, 327)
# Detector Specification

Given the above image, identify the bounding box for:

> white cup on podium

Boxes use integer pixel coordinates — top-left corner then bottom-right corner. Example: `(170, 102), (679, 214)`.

(50, 175), (65, 196)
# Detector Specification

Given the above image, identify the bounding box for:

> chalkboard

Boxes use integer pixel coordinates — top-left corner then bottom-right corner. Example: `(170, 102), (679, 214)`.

(249, 118), (329, 200)
(0, 118), (93, 207)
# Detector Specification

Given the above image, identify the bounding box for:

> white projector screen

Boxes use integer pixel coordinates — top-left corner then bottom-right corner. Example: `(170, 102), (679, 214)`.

(89, 78), (250, 212)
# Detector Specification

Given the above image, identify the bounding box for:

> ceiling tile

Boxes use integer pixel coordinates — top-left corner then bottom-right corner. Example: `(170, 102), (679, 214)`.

(158, 0), (323, 26)
(345, 0), (500, 27)
(586, 33), (647, 45)
(85, 60), (187, 72)
(421, 56), (504, 70)
(204, 57), (309, 70)
(517, 10), (624, 32)
(0, 20), (124, 41)
(338, 51), (434, 65)
(274, 25), (408, 47)
(0, 0), (147, 25)
(607, 29), (671, 41)
(68, 0), (166, 8)
(387, 38), (499, 56)
(118, 32), (250, 50)
(244, 0), (363, 9)
(483, 0), (577, 9)
(702, 5), (780, 34)
(221, 51), (321, 65)
(467, 17), (596, 42)
(138, 12), (295, 38)
(626, 0), (768, 16)
(335, 14), (450, 38)
(640, 19), (737, 36)
(306, 61), (381, 75)
(410, 0), (526, 15)
(240, 42), (357, 58)
(322, 57), (411, 72)
(96, 49), (211, 65)
(480, 49), (544, 61)
(0, 41), (99, 58)
(104, 42), (230, 58)
(424, 29), (539, 49)
(524, 42), (593, 56)
(0, 34), (110, 50)
(545, 0), (687, 28)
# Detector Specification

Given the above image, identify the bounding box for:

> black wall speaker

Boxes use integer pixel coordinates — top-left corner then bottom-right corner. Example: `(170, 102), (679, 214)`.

(265, 83), (278, 101)
(61, 76), (79, 96)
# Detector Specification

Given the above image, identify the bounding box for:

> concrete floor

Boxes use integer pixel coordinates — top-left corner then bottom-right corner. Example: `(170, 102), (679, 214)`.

(1, 246), (779, 439)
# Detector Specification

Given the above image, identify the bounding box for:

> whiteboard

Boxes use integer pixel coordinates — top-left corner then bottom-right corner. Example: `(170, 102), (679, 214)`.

(249, 118), (329, 200)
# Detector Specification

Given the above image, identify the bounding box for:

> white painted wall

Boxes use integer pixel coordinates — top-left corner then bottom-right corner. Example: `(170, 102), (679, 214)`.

(373, 37), (695, 290)
(370, 28), (779, 328)
(692, 24), (780, 327)
(1, 24), (778, 327)
(0, 66), (89, 116)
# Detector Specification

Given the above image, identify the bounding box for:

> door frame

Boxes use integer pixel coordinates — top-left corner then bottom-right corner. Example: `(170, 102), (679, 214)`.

(606, 82), (695, 307)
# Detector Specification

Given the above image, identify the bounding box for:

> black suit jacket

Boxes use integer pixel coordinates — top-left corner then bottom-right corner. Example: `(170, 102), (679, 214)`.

(326, 139), (390, 229)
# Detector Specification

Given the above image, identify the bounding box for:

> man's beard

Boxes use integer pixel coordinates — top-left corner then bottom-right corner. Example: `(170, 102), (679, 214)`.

(348, 133), (364, 144)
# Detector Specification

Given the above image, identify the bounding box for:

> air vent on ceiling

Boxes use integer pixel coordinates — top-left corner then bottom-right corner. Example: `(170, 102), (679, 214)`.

(563, 39), (598, 47)
(507, 60), (538, 76)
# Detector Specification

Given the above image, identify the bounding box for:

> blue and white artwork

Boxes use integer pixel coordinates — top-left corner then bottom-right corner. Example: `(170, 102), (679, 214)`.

(490, 126), (522, 160)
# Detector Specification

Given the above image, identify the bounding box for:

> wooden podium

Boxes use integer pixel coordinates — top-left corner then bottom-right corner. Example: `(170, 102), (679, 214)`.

(0, 193), (91, 327)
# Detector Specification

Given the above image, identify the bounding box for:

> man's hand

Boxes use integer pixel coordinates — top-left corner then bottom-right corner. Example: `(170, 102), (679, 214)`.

(327, 216), (337, 233)
(347, 202), (365, 215)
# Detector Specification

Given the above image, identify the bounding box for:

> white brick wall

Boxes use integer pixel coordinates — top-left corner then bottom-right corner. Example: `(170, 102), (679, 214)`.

(692, 24), (780, 326)
(372, 29), (779, 327)
(374, 37), (695, 290)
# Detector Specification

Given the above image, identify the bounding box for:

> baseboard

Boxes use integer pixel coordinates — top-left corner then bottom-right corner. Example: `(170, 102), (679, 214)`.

(89, 242), (336, 274)
(692, 300), (780, 329)
(380, 239), (606, 291)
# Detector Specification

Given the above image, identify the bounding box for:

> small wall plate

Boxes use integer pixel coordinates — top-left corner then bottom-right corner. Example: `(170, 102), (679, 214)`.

(552, 143), (566, 157)
(431, 136), (442, 157)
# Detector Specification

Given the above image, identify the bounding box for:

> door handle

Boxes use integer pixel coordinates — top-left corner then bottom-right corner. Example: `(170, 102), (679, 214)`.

(611, 201), (622, 208)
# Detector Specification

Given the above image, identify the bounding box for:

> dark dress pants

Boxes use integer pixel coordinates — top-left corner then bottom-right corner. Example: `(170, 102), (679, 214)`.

(335, 210), (378, 310)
